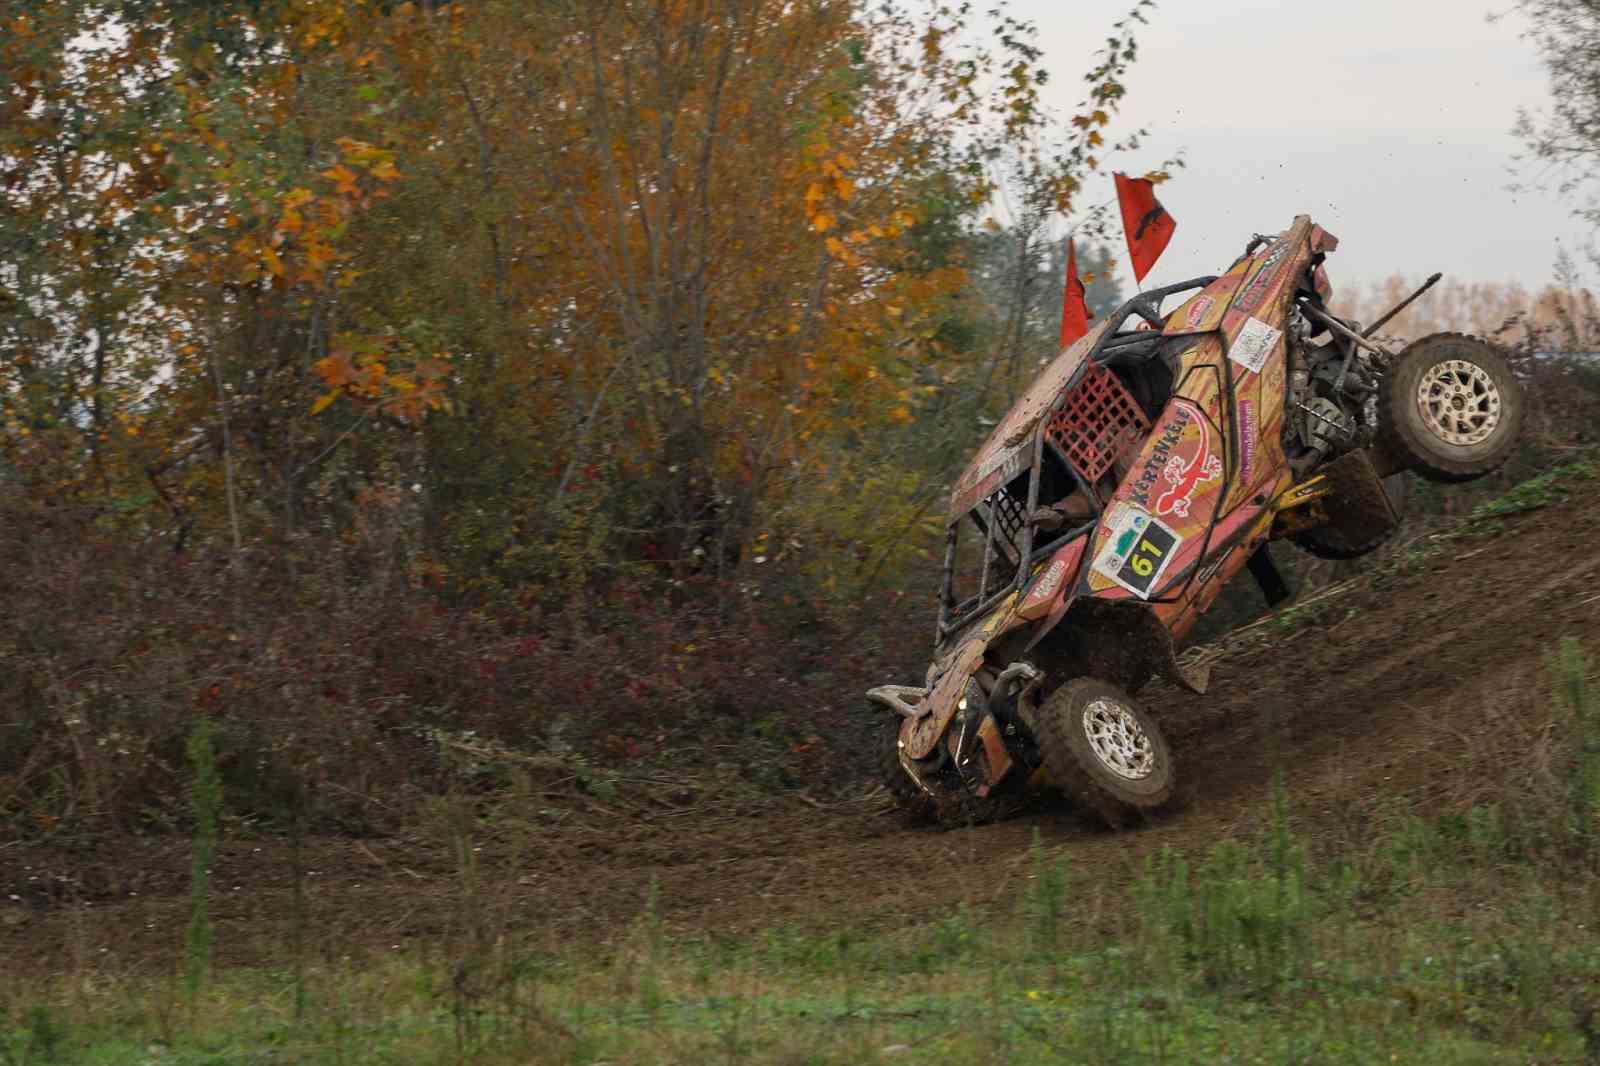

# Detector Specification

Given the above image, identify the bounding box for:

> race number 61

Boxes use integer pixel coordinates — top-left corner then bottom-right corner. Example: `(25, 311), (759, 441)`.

(1116, 519), (1179, 596)
(1129, 540), (1164, 576)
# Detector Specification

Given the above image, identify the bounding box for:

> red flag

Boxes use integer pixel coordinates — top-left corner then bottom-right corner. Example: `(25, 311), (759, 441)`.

(1114, 172), (1176, 283)
(1059, 237), (1089, 347)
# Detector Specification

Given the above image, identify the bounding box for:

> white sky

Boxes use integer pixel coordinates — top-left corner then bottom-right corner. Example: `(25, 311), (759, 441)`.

(1017, 0), (1578, 294)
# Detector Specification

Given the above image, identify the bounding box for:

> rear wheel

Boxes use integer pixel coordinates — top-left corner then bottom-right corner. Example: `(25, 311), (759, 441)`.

(1022, 677), (1174, 827)
(1378, 333), (1522, 483)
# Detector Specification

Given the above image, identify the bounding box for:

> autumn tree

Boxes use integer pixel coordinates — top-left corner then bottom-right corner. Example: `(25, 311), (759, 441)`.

(2, 0), (1165, 608)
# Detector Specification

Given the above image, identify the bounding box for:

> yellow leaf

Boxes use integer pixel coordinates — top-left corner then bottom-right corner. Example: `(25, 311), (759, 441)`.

(310, 390), (340, 415)
(811, 211), (835, 233)
(834, 176), (855, 201)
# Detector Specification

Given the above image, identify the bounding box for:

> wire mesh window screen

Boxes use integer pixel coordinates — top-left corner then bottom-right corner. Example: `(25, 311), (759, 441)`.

(984, 483), (1028, 561)
(1044, 362), (1150, 482)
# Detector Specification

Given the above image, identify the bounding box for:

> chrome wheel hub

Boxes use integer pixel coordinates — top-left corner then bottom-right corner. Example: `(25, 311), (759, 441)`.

(1416, 359), (1501, 447)
(1082, 698), (1155, 780)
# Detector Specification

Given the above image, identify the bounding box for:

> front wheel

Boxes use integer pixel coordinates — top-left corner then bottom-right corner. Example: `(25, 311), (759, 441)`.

(876, 715), (935, 823)
(1021, 677), (1174, 827)
(874, 713), (1027, 827)
(1378, 333), (1523, 483)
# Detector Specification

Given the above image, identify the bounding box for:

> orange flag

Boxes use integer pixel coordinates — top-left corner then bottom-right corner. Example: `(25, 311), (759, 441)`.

(1060, 237), (1089, 347)
(1114, 173), (1176, 283)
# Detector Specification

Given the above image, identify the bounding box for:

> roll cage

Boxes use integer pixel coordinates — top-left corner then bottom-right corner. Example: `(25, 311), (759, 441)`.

(937, 276), (1220, 643)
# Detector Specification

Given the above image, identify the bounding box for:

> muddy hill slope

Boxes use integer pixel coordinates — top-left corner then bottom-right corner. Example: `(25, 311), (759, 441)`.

(5, 470), (1598, 972)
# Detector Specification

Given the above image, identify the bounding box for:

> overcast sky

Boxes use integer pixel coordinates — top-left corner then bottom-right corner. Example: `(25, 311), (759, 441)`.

(1014, 0), (1579, 294)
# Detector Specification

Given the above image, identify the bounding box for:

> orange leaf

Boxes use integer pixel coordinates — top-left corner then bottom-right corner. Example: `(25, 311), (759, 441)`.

(313, 355), (354, 387)
(310, 390), (340, 415)
(322, 164), (359, 195)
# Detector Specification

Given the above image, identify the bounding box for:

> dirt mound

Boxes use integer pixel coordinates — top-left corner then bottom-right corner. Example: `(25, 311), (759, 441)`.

(4, 490), (1597, 974)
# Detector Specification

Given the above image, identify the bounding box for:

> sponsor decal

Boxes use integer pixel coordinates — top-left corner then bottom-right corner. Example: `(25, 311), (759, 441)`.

(975, 440), (1024, 483)
(1024, 558), (1069, 606)
(1130, 399), (1222, 520)
(1093, 505), (1181, 600)
(1238, 398), (1258, 486)
(1184, 294), (1217, 328)
(1228, 315), (1282, 375)
(955, 440), (1028, 511)
(1278, 476), (1329, 508)
(1128, 402), (1193, 510)
(1232, 239), (1290, 315)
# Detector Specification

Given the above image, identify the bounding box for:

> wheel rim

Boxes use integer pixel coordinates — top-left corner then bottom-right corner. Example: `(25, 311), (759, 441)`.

(1081, 698), (1156, 780)
(1415, 358), (1502, 447)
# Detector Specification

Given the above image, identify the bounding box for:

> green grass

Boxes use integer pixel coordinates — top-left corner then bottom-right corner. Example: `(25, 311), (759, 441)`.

(1464, 457), (1598, 522)
(5, 641), (1597, 1066)
(5, 910), (1592, 1065)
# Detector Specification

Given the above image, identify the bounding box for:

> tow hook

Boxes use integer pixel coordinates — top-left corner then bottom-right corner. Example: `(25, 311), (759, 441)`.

(866, 684), (930, 719)
(990, 662), (1044, 708)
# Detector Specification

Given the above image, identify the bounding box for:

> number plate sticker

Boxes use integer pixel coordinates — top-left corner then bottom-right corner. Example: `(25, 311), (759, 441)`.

(1092, 505), (1182, 599)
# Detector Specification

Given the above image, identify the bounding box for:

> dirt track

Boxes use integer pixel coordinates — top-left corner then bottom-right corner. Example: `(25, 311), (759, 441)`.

(5, 493), (1598, 973)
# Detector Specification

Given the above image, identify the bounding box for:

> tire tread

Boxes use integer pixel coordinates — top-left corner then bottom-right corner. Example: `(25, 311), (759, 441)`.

(1021, 678), (1173, 828)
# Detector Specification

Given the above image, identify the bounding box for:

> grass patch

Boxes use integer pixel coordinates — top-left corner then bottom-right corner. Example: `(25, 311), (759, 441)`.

(1464, 457), (1598, 522)
(6, 641), (1599, 1064)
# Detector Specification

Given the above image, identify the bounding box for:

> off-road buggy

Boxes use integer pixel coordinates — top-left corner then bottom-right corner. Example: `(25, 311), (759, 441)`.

(868, 216), (1524, 826)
